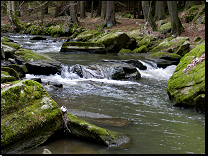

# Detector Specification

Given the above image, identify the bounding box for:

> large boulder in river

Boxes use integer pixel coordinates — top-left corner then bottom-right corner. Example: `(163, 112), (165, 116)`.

(166, 43), (205, 112)
(95, 31), (130, 53)
(1, 80), (63, 154)
(14, 48), (62, 75)
(60, 41), (106, 53)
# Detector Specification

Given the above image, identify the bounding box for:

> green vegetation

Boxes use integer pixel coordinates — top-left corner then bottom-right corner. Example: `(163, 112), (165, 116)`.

(167, 43), (205, 112)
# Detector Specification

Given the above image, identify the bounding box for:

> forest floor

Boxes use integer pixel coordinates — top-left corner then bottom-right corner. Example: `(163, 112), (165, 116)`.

(1, 7), (205, 47)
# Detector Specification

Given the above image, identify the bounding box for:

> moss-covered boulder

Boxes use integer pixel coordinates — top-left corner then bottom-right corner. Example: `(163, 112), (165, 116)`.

(132, 45), (148, 53)
(1, 37), (21, 59)
(1, 44), (5, 59)
(148, 52), (181, 61)
(3, 64), (28, 78)
(159, 22), (171, 34)
(66, 112), (131, 147)
(118, 48), (131, 54)
(96, 32), (130, 53)
(1, 80), (63, 154)
(14, 48), (62, 75)
(60, 41), (106, 53)
(136, 35), (154, 48)
(149, 37), (190, 56)
(1, 70), (16, 83)
(166, 43), (205, 112)
(1, 67), (19, 81)
(125, 29), (143, 41)
(75, 30), (102, 42)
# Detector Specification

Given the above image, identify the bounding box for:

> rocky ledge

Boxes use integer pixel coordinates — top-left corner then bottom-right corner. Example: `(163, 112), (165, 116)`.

(1, 79), (131, 154)
(166, 43), (205, 112)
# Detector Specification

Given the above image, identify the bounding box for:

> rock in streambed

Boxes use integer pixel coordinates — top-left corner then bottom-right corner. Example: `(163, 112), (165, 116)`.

(1, 79), (131, 153)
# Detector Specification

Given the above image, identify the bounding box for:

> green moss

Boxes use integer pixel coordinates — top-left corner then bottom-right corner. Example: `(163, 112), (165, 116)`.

(166, 43), (205, 111)
(1, 37), (10, 42)
(119, 48), (131, 54)
(75, 30), (101, 41)
(1, 67), (19, 80)
(159, 22), (171, 33)
(1, 71), (10, 76)
(149, 37), (189, 54)
(1, 80), (63, 152)
(1, 41), (21, 50)
(188, 5), (199, 13)
(132, 45), (147, 53)
(194, 37), (201, 42)
(14, 48), (55, 62)
(136, 35), (154, 48)
(66, 112), (128, 146)
(149, 52), (181, 60)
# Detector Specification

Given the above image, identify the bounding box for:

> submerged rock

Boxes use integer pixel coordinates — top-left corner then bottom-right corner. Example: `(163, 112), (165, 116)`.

(166, 43), (205, 112)
(30, 36), (47, 40)
(66, 112), (132, 147)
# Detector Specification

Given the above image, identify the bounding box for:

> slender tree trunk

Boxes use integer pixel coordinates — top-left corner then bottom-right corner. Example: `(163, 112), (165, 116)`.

(133, 1), (137, 19)
(154, 1), (165, 21)
(43, 5), (48, 14)
(137, 1), (142, 19)
(80, 1), (86, 19)
(101, 1), (107, 19)
(167, 1), (183, 36)
(16, 1), (21, 17)
(91, 1), (93, 18)
(97, 1), (102, 17)
(185, 1), (200, 10)
(70, 1), (78, 25)
(142, 1), (157, 31)
(103, 1), (115, 28)
(7, 1), (21, 32)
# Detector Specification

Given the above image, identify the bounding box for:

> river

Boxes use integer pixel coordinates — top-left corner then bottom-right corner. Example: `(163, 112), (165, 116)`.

(2, 33), (205, 154)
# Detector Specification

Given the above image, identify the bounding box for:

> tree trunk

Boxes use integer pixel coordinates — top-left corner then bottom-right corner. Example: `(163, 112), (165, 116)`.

(80, 1), (86, 19)
(7, 1), (21, 32)
(97, 1), (102, 17)
(16, 1), (21, 17)
(141, 1), (157, 31)
(167, 1), (183, 36)
(137, 1), (142, 19)
(154, 1), (165, 21)
(70, 1), (78, 25)
(103, 1), (115, 28)
(101, 1), (107, 19)
(43, 5), (48, 14)
(91, 1), (93, 18)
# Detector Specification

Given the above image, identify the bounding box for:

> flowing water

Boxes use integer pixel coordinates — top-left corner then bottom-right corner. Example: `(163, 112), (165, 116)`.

(2, 33), (205, 154)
